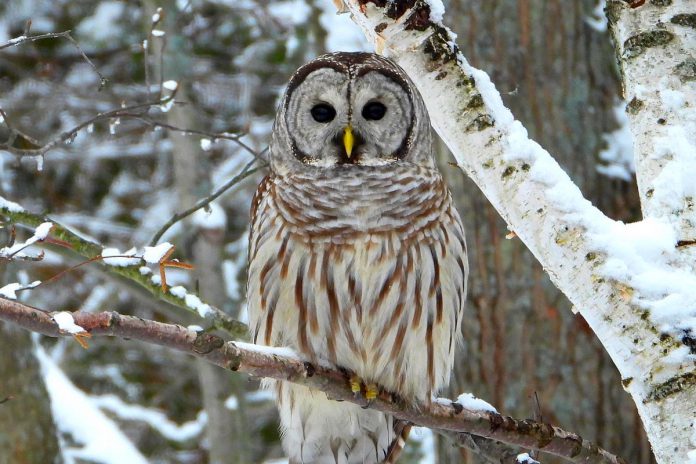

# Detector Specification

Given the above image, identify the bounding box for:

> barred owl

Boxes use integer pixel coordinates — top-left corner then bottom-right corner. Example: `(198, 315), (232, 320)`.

(247, 52), (467, 464)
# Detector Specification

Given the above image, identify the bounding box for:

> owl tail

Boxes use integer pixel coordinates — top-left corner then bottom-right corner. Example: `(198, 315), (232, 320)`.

(275, 380), (413, 463)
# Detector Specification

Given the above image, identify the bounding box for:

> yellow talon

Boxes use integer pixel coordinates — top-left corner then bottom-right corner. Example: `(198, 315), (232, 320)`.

(350, 375), (361, 394)
(365, 383), (378, 401)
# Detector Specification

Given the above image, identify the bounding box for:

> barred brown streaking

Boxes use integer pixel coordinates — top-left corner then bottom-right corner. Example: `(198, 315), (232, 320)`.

(247, 52), (468, 464)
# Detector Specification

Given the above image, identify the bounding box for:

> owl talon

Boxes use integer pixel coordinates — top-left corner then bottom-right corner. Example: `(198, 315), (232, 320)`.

(349, 375), (362, 397)
(365, 383), (378, 401)
(360, 383), (379, 409)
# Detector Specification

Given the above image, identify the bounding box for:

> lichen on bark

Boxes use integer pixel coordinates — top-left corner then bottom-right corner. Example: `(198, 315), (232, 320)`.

(623, 30), (674, 59)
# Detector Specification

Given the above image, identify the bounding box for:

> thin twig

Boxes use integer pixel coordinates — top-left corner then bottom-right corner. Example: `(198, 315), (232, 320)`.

(0, 301), (628, 464)
(130, 115), (267, 162)
(0, 30), (107, 89)
(0, 100), (164, 157)
(149, 157), (265, 246)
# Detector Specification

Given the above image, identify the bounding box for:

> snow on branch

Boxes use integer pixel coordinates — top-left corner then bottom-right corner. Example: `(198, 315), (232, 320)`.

(0, 297), (626, 464)
(337, 1), (695, 461)
(0, 196), (248, 339)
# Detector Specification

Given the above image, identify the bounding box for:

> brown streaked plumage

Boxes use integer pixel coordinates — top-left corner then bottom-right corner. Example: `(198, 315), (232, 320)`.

(247, 52), (468, 463)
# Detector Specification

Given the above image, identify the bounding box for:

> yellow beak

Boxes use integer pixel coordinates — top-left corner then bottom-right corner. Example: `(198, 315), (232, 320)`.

(343, 126), (354, 158)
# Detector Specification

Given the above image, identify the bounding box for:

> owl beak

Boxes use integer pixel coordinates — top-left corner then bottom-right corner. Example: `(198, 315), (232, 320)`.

(343, 126), (354, 158)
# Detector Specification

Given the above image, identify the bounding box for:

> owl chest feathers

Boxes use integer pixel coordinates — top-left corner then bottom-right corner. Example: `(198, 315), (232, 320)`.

(248, 169), (467, 400)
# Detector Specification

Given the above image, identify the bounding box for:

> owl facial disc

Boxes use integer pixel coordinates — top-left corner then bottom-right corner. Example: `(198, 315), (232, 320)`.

(279, 53), (424, 168)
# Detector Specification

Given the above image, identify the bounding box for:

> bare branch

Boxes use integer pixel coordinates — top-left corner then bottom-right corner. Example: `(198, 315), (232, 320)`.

(0, 99), (265, 166)
(0, 298), (627, 464)
(0, 100), (164, 157)
(0, 30), (107, 89)
(129, 115), (268, 162)
(149, 157), (264, 246)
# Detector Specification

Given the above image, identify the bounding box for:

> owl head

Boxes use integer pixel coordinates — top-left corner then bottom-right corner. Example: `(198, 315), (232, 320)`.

(270, 52), (435, 175)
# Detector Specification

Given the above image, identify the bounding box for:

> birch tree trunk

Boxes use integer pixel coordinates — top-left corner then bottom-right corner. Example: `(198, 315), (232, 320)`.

(606, 0), (696, 242)
(340, 1), (696, 462)
(434, 1), (651, 462)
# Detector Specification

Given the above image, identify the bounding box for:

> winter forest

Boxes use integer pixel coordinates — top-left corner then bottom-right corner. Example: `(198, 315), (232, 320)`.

(1, 0), (695, 463)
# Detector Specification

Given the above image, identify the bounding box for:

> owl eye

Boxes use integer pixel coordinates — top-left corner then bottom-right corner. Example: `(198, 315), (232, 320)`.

(310, 103), (336, 123)
(362, 101), (387, 121)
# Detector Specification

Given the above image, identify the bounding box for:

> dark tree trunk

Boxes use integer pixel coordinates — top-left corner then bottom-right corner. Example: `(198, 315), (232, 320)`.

(0, 324), (62, 464)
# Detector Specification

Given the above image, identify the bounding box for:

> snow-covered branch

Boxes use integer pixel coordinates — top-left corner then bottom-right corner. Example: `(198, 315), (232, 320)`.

(337, 1), (696, 462)
(0, 297), (626, 464)
(0, 198), (248, 339)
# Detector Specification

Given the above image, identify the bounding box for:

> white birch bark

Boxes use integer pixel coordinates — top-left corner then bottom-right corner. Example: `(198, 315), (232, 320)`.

(606, 0), (696, 243)
(337, 1), (696, 462)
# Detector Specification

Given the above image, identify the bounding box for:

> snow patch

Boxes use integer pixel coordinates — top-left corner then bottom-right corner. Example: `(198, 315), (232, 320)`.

(36, 344), (148, 464)
(233, 341), (299, 360)
(0, 282), (22, 299)
(192, 202), (227, 230)
(200, 138), (213, 151)
(143, 242), (173, 263)
(53, 312), (87, 335)
(597, 103), (635, 181)
(169, 285), (187, 298)
(101, 247), (139, 267)
(424, 0), (445, 24)
(0, 195), (25, 212)
(162, 80), (178, 91)
(34, 222), (53, 240)
(0, 221), (52, 258)
(455, 392), (498, 413)
(585, 1), (607, 32)
(77, 2), (125, 42)
(169, 286), (213, 318)
(91, 395), (206, 442)
(516, 453), (541, 464)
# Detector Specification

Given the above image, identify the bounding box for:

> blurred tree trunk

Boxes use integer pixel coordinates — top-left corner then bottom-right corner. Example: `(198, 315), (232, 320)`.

(193, 222), (251, 464)
(141, 1), (252, 461)
(0, 254), (62, 463)
(435, 1), (652, 463)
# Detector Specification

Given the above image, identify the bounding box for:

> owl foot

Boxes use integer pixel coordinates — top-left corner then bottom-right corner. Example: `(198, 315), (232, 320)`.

(348, 375), (379, 407)
(349, 375), (362, 396)
(365, 383), (378, 401)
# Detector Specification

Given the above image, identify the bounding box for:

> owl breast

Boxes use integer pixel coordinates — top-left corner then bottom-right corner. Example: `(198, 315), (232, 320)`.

(247, 165), (467, 402)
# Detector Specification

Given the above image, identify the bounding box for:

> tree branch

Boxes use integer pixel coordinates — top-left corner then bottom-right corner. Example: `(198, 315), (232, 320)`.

(0, 297), (626, 464)
(0, 29), (107, 89)
(0, 200), (248, 339)
(148, 156), (265, 246)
